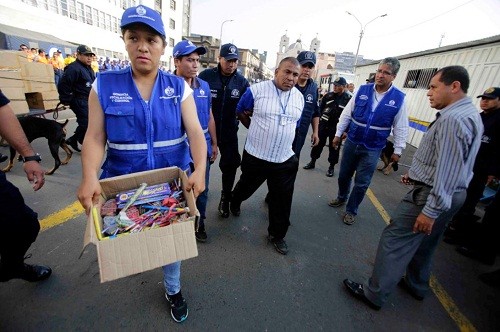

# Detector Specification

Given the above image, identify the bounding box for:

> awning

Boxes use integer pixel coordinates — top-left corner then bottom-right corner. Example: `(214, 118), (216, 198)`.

(0, 23), (77, 56)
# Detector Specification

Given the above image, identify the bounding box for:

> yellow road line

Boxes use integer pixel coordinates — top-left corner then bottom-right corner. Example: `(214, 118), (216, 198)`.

(39, 201), (85, 231)
(366, 189), (477, 332)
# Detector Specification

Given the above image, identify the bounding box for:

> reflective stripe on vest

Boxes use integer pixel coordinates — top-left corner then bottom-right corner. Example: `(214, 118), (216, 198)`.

(108, 134), (187, 150)
(202, 128), (209, 134)
(352, 118), (391, 131)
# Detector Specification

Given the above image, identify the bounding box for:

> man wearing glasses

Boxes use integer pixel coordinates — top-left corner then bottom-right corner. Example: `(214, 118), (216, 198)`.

(328, 57), (409, 225)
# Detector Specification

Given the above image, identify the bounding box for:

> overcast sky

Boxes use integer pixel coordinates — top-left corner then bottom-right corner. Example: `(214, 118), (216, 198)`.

(190, 0), (500, 68)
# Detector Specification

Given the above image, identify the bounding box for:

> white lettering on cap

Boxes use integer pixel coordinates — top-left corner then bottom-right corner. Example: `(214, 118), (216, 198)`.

(229, 46), (237, 55)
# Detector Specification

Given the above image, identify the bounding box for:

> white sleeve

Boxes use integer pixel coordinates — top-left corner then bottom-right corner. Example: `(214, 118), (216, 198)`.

(335, 96), (355, 137)
(92, 79), (98, 94)
(391, 99), (409, 154)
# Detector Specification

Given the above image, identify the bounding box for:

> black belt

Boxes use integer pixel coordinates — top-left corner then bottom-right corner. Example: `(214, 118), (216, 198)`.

(411, 179), (432, 187)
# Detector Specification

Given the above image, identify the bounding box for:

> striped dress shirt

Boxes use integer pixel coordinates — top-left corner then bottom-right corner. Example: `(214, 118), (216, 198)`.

(236, 80), (304, 163)
(408, 97), (483, 219)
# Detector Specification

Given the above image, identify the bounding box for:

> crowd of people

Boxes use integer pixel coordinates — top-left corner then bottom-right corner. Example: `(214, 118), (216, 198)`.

(1, 4), (499, 325)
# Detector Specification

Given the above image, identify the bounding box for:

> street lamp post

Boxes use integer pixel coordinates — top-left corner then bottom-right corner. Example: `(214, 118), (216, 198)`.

(219, 19), (234, 50)
(346, 11), (387, 70)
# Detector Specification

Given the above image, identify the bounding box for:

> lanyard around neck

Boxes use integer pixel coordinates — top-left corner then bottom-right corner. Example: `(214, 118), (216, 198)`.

(275, 85), (291, 115)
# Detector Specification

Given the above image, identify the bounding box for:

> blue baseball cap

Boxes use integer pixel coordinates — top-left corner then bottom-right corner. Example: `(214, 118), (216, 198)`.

(220, 43), (239, 60)
(173, 40), (206, 58)
(121, 5), (165, 37)
(297, 51), (316, 66)
(333, 77), (347, 86)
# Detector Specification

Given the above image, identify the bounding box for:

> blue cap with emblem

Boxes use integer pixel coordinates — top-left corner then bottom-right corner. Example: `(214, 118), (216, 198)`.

(220, 43), (239, 60)
(173, 40), (206, 58)
(297, 51), (316, 66)
(121, 5), (165, 37)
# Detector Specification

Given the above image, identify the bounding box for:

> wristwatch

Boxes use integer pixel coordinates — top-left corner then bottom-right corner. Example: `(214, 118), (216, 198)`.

(21, 153), (42, 163)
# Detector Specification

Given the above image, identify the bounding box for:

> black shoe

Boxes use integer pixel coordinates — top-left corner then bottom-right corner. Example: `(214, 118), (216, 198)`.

(479, 269), (500, 288)
(456, 246), (495, 265)
(0, 263), (52, 282)
(195, 220), (207, 243)
(343, 279), (381, 310)
(66, 138), (81, 152)
(398, 277), (424, 301)
(326, 167), (334, 177)
(0, 153), (7, 163)
(303, 160), (316, 170)
(268, 235), (288, 255)
(218, 191), (230, 218)
(165, 291), (188, 323)
(230, 198), (241, 216)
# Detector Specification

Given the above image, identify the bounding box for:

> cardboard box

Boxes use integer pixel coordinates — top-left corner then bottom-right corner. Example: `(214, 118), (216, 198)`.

(23, 80), (56, 93)
(83, 167), (199, 283)
(25, 92), (60, 110)
(2, 86), (26, 100)
(0, 50), (27, 68)
(21, 62), (54, 82)
(9, 100), (30, 115)
(0, 68), (22, 80)
(0, 77), (24, 88)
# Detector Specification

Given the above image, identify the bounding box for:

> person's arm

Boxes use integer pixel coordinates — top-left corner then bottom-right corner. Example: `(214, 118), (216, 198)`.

(332, 96), (355, 148)
(0, 101), (45, 191)
(182, 95), (207, 198)
(236, 88), (254, 128)
(77, 89), (107, 214)
(58, 66), (74, 105)
(310, 116), (319, 146)
(208, 109), (218, 163)
(391, 99), (410, 159)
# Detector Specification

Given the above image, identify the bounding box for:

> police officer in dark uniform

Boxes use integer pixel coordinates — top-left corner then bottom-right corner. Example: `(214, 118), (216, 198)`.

(58, 44), (96, 152)
(0, 90), (51, 283)
(198, 43), (249, 218)
(303, 77), (352, 177)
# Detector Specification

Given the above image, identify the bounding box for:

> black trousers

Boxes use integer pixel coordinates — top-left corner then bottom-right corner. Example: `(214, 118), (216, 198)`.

(310, 121), (340, 166)
(0, 172), (40, 271)
(232, 150), (299, 239)
(218, 140), (241, 193)
(69, 98), (89, 144)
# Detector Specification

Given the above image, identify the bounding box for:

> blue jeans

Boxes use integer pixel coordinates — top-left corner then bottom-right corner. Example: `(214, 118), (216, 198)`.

(195, 158), (211, 226)
(337, 139), (381, 216)
(162, 261), (181, 295)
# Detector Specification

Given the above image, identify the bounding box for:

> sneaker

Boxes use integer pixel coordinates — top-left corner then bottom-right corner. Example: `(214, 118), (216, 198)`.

(326, 167), (334, 177)
(268, 235), (288, 255)
(165, 291), (188, 323)
(303, 160), (316, 170)
(328, 198), (345, 207)
(343, 212), (356, 225)
(195, 221), (207, 243)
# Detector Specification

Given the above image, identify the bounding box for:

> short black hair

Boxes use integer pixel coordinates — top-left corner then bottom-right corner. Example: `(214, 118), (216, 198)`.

(434, 66), (470, 93)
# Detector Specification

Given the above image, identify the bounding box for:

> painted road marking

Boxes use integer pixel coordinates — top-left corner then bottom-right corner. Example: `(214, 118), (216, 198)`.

(366, 189), (477, 332)
(39, 201), (85, 231)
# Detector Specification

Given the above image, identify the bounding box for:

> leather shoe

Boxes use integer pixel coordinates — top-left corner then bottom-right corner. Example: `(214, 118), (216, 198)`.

(303, 160), (316, 170)
(230, 199), (241, 216)
(398, 277), (424, 301)
(0, 263), (52, 282)
(343, 279), (381, 310)
(66, 138), (81, 152)
(326, 167), (334, 177)
(456, 246), (495, 265)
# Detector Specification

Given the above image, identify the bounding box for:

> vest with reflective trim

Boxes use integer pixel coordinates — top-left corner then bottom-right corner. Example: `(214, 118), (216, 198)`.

(97, 68), (191, 179)
(193, 77), (212, 157)
(348, 84), (405, 150)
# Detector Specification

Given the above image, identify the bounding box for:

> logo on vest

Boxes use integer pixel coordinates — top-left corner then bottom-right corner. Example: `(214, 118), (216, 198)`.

(306, 94), (313, 103)
(388, 100), (396, 106)
(110, 92), (132, 103)
(86, 82), (91, 88)
(164, 86), (175, 97)
(199, 89), (205, 96)
(231, 89), (240, 98)
(359, 94), (368, 100)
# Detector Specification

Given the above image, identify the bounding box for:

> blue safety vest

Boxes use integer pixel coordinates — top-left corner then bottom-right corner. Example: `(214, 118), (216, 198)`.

(193, 77), (212, 157)
(348, 84), (405, 150)
(97, 68), (191, 178)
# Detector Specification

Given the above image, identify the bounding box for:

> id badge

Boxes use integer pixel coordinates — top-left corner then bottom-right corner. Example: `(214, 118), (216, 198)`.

(280, 114), (291, 126)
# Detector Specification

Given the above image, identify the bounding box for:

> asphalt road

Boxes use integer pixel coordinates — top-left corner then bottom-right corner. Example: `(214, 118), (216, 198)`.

(0, 111), (499, 331)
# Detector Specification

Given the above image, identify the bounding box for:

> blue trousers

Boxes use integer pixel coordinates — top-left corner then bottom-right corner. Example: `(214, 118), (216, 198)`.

(337, 139), (381, 216)
(365, 185), (466, 306)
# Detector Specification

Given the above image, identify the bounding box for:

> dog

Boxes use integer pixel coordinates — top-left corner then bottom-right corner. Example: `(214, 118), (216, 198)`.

(2, 117), (73, 175)
(377, 140), (399, 175)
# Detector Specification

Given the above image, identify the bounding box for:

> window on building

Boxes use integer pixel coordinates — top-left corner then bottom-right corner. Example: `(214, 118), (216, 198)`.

(155, 0), (162, 10)
(21, 0), (38, 6)
(77, 2), (85, 22)
(169, 38), (175, 47)
(48, 0), (58, 13)
(37, 0), (49, 10)
(170, 0), (176, 10)
(113, 17), (119, 33)
(404, 68), (437, 89)
(99, 11), (106, 29)
(106, 14), (112, 31)
(60, 0), (68, 16)
(169, 19), (175, 29)
(85, 5), (92, 25)
(93, 8), (99, 27)
(69, 0), (77, 20)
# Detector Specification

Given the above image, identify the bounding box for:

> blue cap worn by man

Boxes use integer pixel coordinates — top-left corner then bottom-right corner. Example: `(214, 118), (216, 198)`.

(220, 43), (239, 60)
(297, 51), (316, 66)
(333, 77), (347, 86)
(173, 40), (206, 58)
(120, 5), (165, 37)
(477, 87), (500, 99)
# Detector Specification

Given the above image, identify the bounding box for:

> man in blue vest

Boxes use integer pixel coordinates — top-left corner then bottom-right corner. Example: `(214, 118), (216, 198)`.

(329, 57), (409, 225)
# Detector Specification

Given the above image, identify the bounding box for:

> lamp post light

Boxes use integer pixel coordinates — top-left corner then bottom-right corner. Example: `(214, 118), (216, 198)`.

(219, 19), (234, 51)
(346, 11), (387, 70)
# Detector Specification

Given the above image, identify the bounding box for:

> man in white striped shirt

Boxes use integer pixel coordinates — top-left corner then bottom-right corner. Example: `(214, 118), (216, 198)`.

(343, 66), (483, 310)
(229, 57), (304, 255)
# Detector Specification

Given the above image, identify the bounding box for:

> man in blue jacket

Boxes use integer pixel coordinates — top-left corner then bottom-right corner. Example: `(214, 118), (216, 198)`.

(199, 44), (249, 218)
